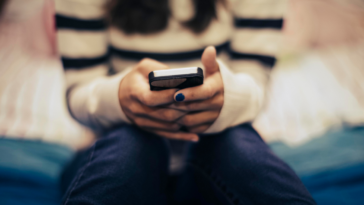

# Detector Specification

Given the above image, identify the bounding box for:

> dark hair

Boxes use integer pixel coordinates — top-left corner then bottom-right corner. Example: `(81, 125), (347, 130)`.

(105, 0), (225, 34)
(0, 0), (7, 18)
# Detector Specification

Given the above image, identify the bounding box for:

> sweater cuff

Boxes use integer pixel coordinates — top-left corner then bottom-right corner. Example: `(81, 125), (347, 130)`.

(94, 69), (132, 125)
(204, 60), (264, 134)
(69, 68), (132, 129)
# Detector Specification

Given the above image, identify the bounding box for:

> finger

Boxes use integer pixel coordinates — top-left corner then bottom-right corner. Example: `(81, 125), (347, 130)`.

(136, 88), (178, 106)
(137, 58), (169, 77)
(151, 130), (199, 142)
(173, 72), (222, 102)
(125, 102), (186, 122)
(146, 107), (186, 122)
(168, 93), (223, 112)
(130, 72), (178, 106)
(201, 46), (219, 78)
(187, 124), (211, 134)
(132, 116), (181, 132)
(178, 110), (220, 127)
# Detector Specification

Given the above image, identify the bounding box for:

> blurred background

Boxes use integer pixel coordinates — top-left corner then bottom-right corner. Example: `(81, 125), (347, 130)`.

(254, 1), (364, 204)
(0, 0), (364, 204)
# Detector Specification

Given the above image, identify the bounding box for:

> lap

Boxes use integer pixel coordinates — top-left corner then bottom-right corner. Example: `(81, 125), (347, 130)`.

(61, 124), (315, 205)
(173, 124), (315, 205)
(62, 125), (169, 205)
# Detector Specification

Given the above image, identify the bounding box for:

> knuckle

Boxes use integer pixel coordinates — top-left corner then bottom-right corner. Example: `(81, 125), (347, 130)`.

(130, 89), (140, 101)
(185, 103), (195, 111)
(217, 94), (224, 106)
(124, 111), (135, 121)
(174, 124), (182, 130)
(140, 93), (153, 106)
(137, 58), (153, 72)
(188, 127), (197, 133)
(128, 104), (139, 114)
(182, 116), (193, 126)
(167, 134), (179, 140)
(211, 94), (224, 110)
(168, 133), (181, 140)
(190, 126), (207, 134)
(174, 102), (188, 111)
(133, 118), (144, 126)
(140, 58), (152, 66)
(205, 86), (215, 98)
(161, 110), (173, 121)
(163, 110), (180, 121)
(160, 64), (169, 70)
(168, 123), (181, 131)
(157, 131), (174, 139)
(188, 91), (196, 99)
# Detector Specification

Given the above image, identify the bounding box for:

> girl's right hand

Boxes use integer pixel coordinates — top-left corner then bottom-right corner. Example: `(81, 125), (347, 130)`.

(118, 58), (199, 142)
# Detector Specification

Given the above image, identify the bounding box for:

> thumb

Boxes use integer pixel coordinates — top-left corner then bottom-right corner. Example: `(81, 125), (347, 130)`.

(201, 46), (219, 77)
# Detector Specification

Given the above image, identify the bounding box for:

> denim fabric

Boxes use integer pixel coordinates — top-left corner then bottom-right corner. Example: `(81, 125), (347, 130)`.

(61, 124), (315, 205)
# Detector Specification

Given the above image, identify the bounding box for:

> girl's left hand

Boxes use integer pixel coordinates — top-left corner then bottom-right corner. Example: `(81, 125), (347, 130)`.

(169, 46), (224, 133)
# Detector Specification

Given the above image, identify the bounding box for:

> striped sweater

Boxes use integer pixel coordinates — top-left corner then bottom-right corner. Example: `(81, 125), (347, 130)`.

(56, 0), (287, 133)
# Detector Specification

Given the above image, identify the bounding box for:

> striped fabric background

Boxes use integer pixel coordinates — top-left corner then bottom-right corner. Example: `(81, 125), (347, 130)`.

(0, 0), (94, 149)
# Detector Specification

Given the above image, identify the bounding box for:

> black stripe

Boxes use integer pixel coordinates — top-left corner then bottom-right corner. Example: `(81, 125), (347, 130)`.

(61, 55), (109, 69)
(56, 14), (106, 31)
(229, 51), (276, 67)
(235, 18), (283, 29)
(110, 42), (229, 62)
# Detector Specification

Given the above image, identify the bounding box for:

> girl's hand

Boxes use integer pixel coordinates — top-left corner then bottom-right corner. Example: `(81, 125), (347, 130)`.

(119, 58), (199, 141)
(169, 46), (224, 133)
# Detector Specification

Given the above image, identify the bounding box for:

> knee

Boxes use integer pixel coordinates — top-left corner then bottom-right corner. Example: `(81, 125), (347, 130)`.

(200, 124), (264, 148)
(220, 124), (265, 149)
(63, 125), (170, 203)
(93, 125), (169, 175)
(191, 124), (268, 164)
(105, 125), (168, 153)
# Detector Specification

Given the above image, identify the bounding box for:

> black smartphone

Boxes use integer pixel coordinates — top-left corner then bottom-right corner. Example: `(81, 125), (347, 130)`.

(149, 67), (203, 91)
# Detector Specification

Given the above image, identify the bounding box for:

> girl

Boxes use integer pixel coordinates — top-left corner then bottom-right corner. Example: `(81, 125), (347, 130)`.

(56, 0), (315, 204)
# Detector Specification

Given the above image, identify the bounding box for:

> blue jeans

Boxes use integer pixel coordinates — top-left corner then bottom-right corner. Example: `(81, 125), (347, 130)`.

(61, 124), (315, 205)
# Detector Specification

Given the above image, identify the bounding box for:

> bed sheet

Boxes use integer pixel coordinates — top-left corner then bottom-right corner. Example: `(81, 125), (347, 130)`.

(0, 138), (73, 205)
(270, 126), (364, 204)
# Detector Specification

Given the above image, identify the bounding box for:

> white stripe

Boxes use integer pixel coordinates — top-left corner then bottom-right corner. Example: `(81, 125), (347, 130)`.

(65, 64), (108, 87)
(229, 59), (269, 87)
(231, 29), (282, 56)
(232, 0), (288, 19)
(58, 30), (108, 58)
(110, 56), (204, 73)
(110, 57), (138, 73)
(55, 0), (105, 19)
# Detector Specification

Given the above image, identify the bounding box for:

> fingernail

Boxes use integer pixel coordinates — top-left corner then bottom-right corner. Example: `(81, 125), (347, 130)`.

(175, 93), (185, 102)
